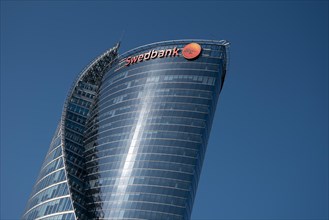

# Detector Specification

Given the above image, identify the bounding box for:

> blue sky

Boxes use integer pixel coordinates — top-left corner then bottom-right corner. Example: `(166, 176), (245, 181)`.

(1, 1), (328, 219)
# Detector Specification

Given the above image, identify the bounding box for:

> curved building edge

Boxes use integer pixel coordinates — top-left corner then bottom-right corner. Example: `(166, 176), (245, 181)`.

(22, 44), (119, 220)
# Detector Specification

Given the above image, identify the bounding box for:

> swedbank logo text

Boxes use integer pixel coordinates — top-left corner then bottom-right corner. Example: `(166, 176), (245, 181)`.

(125, 47), (179, 66)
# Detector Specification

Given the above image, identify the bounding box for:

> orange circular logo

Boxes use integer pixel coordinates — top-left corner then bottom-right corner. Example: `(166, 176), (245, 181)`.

(182, 43), (202, 60)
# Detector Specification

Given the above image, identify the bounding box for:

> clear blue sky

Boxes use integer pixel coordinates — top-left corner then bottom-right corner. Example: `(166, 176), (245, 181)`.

(1, 1), (328, 220)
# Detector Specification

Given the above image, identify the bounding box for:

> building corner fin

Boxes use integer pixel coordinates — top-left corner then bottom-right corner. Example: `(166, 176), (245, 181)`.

(115, 41), (121, 50)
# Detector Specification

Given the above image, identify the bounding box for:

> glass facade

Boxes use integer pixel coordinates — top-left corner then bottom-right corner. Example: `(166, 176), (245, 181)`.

(22, 124), (76, 220)
(23, 40), (229, 220)
(22, 45), (119, 220)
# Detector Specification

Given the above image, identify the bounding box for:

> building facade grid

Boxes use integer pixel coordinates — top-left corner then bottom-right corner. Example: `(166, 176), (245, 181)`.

(22, 40), (228, 220)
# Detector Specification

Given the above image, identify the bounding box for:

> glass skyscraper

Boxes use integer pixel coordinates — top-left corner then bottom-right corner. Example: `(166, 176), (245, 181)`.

(22, 39), (229, 220)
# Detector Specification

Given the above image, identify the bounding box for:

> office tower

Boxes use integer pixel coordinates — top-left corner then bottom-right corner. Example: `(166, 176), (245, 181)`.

(22, 39), (229, 220)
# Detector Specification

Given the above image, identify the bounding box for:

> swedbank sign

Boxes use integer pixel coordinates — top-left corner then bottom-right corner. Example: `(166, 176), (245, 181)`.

(125, 43), (202, 67)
